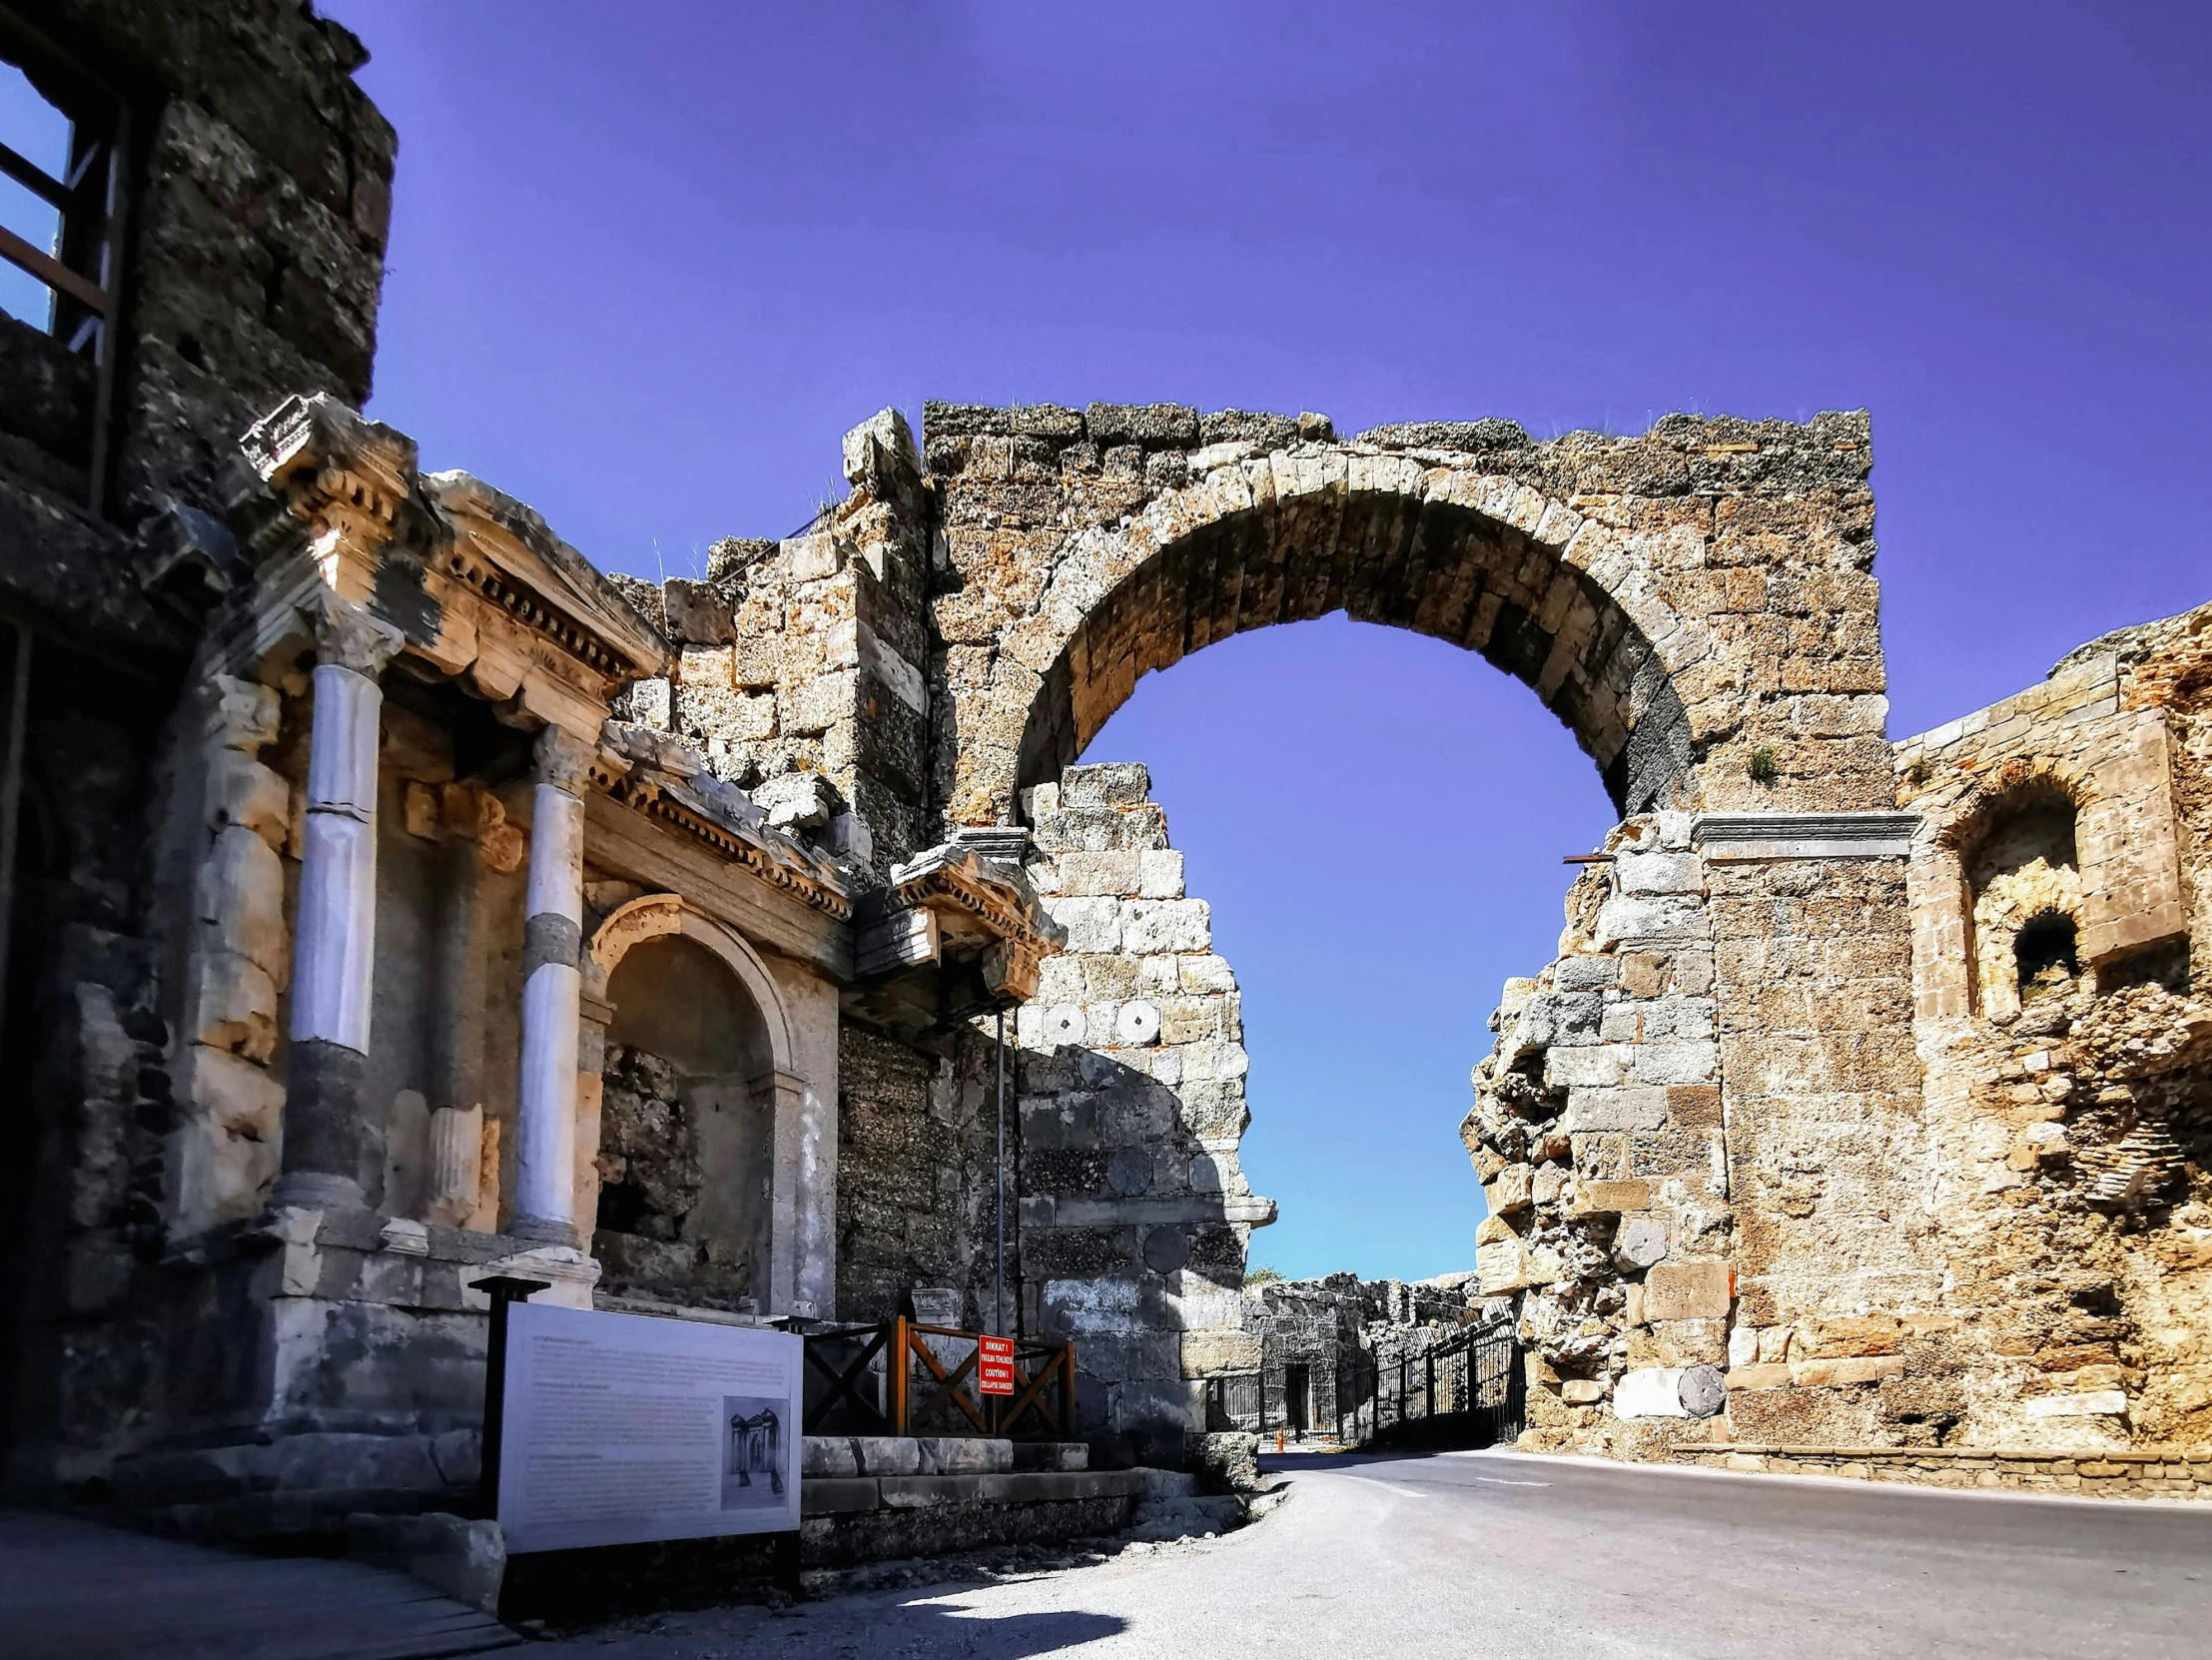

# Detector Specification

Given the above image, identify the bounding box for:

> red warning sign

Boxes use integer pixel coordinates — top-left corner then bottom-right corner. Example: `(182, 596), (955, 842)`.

(978, 1334), (1016, 1396)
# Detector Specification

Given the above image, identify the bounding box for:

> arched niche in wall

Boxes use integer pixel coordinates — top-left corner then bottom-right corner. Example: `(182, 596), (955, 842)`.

(1949, 770), (2088, 1021)
(583, 895), (798, 1311)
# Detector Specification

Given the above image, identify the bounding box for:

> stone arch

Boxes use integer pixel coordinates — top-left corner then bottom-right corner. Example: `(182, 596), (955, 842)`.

(1934, 758), (2093, 857)
(984, 453), (1704, 821)
(1924, 762), (2091, 1019)
(587, 893), (795, 1077)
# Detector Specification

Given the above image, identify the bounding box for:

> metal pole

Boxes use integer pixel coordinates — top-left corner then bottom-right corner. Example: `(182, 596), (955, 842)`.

(469, 1273), (548, 1519)
(0, 624), (30, 1064)
(995, 1007), (1007, 1337)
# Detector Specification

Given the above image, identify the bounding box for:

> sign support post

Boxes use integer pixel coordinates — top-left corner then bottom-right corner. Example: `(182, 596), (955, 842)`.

(469, 1274), (550, 1519)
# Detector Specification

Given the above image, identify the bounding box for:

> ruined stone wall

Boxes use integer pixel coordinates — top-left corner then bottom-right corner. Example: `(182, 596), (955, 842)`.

(612, 410), (936, 880)
(2, 0), (394, 639)
(1013, 762), (1270, 1466)
(1888, 605), (2212, 1452)
(834, 1021), (989, 1325)
(1, 0), (396, 1490)
(1243, 1272), (1477, 1439)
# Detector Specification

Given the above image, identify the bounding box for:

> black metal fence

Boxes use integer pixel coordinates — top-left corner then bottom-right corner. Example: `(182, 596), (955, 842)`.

(1366, 1315), (1525, 1450)
(1204, 1317), (1524, 1451)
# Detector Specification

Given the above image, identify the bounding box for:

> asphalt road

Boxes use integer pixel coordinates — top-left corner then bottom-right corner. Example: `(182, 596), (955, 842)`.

(541, 1450), (2212, 1658)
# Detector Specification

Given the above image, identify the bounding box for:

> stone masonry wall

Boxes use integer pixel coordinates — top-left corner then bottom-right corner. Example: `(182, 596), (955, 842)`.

(1013, 763), (1271, 1466)
(611, 410), (936, 881)
(1467, 815), (1737, 1442)
(2, 0), (394, 646)
(2, 0), (397, 1494)
(1890, 603), (2212, 1452)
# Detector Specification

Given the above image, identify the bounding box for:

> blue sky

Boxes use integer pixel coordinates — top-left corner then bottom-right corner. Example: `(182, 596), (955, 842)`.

(48, 1), (2212, 1279)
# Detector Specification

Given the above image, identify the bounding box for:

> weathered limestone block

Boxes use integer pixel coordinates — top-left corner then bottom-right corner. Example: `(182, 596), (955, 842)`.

(1573, 1179), (1652, 1215)
(1139, 849), (1184, 898)
(1044, 895), (1120, 954)
(1613, 1216), (1670, 1268)
(1545, 1045), (1629, 1090)
(184, 950), (279, 1061)
(1594, 894), (1708, 948)
(207, 749), (291, 847)
(1615, 850), (1703, 895)
(2023, 1390), (2128, 1419)
(1642, 1260), (1731, 1321)
(1789, 1355), (1905, 1388)
(197, 823), (287, 975)
(783, 669), (856, 736)
(1167, 958), (1230, 1002)
(1486, 1163), (1533, 1214)
(1179, 1327), (1261, 1374)
(1563, 1085), (1667, 1132)
(661, 577), (734, 644)
(1478, 1236), (1564, 1294)
(1124, 899), (1210, 955)
(167, 1042), (287, 1235)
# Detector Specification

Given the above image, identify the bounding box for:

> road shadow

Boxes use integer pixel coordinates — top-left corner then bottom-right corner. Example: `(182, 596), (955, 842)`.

(1259, 1447), (1462, 1476)
(544, 1593), (1125, 1658)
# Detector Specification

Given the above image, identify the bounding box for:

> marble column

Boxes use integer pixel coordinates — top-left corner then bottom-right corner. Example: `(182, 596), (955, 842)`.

(510, 727), (589, 1243)
(274, 602), (400, 1210)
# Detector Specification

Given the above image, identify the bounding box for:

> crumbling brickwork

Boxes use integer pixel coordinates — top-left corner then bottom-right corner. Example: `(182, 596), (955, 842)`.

(1885, 606), (2212, 1454)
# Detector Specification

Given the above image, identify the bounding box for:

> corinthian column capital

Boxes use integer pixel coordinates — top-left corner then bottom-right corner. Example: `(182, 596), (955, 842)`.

(533, 723), (595, 796)
(301, 590), (405, 678)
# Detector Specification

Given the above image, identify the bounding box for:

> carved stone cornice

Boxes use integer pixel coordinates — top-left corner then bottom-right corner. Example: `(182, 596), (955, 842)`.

(425, 472), (668, 689)
(599, 766), (853, 922)
(242, 394), (414, 604)
(855, 842), (1067, 1011)
(888, 844), (1063, 959)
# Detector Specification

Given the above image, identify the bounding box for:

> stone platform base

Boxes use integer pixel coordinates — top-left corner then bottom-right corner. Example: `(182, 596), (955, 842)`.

(383, 1467), (1229, 1622)
(1663, 1443), (2212, 1500)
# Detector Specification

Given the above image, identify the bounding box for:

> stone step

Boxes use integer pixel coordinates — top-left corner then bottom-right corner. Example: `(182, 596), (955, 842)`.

(799, 1435), (1089, 1477)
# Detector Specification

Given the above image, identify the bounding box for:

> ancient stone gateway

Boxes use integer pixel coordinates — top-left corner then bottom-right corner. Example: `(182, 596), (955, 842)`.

(866, 401), (1923, 1452)
(9, 0), (2211, 1555)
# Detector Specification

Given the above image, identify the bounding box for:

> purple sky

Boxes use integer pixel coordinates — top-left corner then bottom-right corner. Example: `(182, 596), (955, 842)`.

(292, 2), (2212, 1279)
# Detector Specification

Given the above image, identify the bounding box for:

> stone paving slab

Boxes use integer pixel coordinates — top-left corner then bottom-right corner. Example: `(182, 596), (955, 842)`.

(0, 1508), (520, 1660)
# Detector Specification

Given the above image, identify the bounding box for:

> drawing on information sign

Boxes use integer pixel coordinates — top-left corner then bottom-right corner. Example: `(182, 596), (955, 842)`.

(979, 1334), (1015, 1397)
(722, 1396), (785, 1506)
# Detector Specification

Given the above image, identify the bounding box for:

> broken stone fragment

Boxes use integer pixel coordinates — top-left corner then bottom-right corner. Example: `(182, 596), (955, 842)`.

(752, 768), (839, 832)
(1613, 1217), (1669, 1270)
(1677, 1364), (1728, 1417)
(1486, 1163), (1533, 1214)
(660, 577), (734, 645)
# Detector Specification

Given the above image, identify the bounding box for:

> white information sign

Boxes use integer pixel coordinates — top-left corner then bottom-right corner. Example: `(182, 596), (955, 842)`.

(497, 1302), (801, 1553)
